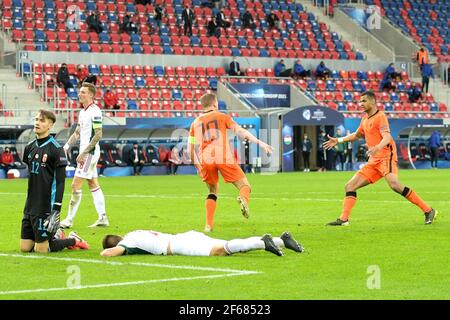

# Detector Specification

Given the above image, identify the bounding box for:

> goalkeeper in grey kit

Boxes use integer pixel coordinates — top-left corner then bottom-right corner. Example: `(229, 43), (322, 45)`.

(20, 109), (89, 253)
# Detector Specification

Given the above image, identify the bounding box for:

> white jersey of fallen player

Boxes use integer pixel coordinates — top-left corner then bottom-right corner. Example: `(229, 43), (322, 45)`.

(118, 230), (174, 255)
(78, 102), (102, 157)
(117, 230), (227, 256)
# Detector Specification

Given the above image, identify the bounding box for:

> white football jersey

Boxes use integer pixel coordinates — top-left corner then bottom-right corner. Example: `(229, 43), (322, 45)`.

(118, 230), (173, 255)
(78, 102), (102, 157)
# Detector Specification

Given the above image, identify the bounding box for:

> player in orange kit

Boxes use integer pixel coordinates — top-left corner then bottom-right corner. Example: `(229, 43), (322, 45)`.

(323, 91), (437, 226)
(188, 93), (273, 232)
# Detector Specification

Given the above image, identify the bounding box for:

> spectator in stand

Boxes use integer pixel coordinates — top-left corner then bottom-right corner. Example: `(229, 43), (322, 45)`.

(103, 89), (120, 112)
(315, 61), (331, 79)
(408, 83), (422, 102)
(292, 59), (311, 79)
(97, 156), (109, 178)
(76, 65), (89, 83)
(128, 143), (145, 176)
(1, 147), (15, 175)
(345, 129), (353, 171)
(152, 4), (164, 33)
(86, 11), (103, 34)
(207, 17), (221, 38)
(385, 63), (401, 81)
(421, 63), (434, 94)
(56, 63), (74, 94)
(416, 46), (429, 71)
(182, 5), (195, 36)
(380, 73), (396, 92)
(266, 12), (280, 30)
(274, 59), (292, 77)
(216, 9), (231, 28)
(228, 57), (242, 76)
(242, 10), (256, 30)
(135, 0), (152, 5)
(121, 13), (138, 34)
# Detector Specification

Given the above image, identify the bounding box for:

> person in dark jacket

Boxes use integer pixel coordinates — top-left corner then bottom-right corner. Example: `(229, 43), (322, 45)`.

(421, 63), (434, 93)
(128, 143), (145, 176)
(56, 63), (74, 93)
(428, 130), (441, 168)
(229, 57), (241, 76)
(300, 133), (313, 172)
(242, 10), (256, 29)
(315, 61), (331, 79)
(182, 5), (195, 36)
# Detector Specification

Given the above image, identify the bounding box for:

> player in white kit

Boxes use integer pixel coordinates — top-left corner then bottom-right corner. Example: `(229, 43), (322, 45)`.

(60, 83), (109, 228)
(100, 230), (304, 257)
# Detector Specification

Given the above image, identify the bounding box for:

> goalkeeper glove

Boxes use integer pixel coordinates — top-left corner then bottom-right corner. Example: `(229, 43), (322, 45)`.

(44, 204), (61, 234)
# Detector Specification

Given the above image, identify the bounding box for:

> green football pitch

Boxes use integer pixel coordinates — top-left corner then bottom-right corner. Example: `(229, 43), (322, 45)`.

(0, 169), (448, 300)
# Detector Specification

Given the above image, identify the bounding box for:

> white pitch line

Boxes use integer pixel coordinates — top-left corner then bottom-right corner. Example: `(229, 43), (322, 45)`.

(0, 273), (254, 296)
(0, 253), (259, 274)
(0, 253), (261, 296)
(1, 192), (449, 204)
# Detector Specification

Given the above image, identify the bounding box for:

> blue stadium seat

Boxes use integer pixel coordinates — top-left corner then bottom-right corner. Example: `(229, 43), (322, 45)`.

(209, 78), (218, 90)
(126, 4), (136, 13)
(88, 64), (99, 75)
(231, 48), (241, 56)
(238, 38), (248, 47)
(127, 100), (138, 110)
(430, 103), (438, 112)
(154, 66), (165, 76)
(135, 77), (145, 88)
(132, 44), (142, 54)
(343, 91), (353, 102)
(330, 70), (340, 79)
(384, 103), (393, 111)
(67, 88), (79, 100)
(163, 46), (173, 54)
(218, 100), (227, 110)
(172, 89), (182, 100)
(190, 36), (200, 46)
(86, 1), (96, 11)
(80, 43), (90, 52)
(131, 34), (141, 44)
(22, 63), (31, 75)
(259, 49), (269, 57)
(108, 13), (118, 23)
(339, 52), (348, 59)
(161, 35), (171, 45)
(337, 102), (347, 111)
(99, 32), (110, 43)
(396, 82), (406, 91)
(307, 81), (317, 91)
(357, 71), (368, 80)
(325, 80), (335, 91)
(35, 30), (46, 42)
(356, 52), (365, 60)
(390, 92), (399, 102)
(69, 75), (78, 87)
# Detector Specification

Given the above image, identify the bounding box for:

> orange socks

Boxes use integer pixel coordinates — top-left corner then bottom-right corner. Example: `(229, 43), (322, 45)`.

(340, 192), (357, 221)
(205, 194), (217, 230)
(239, 185), (251, 204)
(402, 187), (431, 213)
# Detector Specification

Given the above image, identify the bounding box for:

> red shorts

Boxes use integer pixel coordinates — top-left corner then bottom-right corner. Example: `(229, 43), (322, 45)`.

(357, 157), (398, 184)
(200, 163), (245, 185)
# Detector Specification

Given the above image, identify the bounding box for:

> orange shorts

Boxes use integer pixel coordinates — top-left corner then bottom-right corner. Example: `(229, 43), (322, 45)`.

(200, 163), (245, 185)
(357, 157), (398, 184)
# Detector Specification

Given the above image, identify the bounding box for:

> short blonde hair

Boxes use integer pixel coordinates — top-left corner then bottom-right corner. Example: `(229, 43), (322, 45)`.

(200, 93), (217, 109)
(82, 82), (97, 97)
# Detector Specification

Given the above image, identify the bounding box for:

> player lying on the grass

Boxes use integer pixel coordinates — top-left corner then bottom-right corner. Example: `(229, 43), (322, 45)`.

(188, 93), (273, 232)
(323, 91), (437, 226)
(100, 230), (303, 257)
(20, 110), (89, 253)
